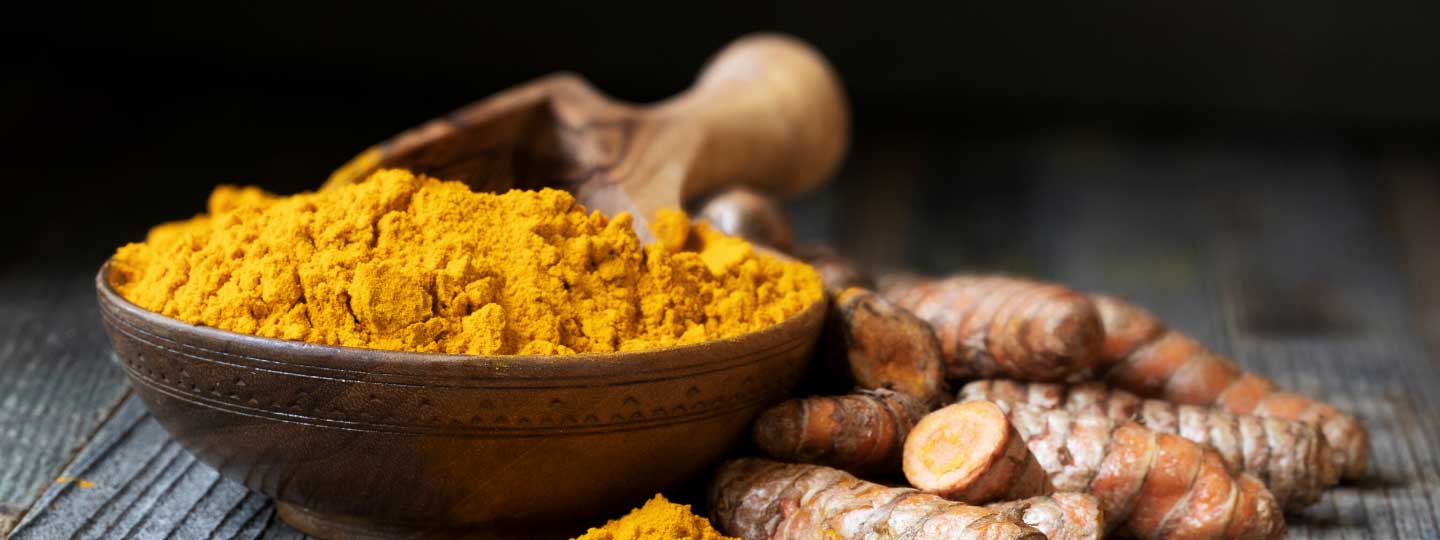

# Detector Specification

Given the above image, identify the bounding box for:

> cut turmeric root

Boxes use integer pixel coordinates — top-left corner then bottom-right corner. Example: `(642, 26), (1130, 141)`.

(961, 379), (1337, 510)
(708, 458), (1047, 540)
(1092, 294), (1370, 481)
(832, 287), (948, 405)
(986, 493), (1104, 540)
(902, 401), (1052, 504)
(1002, 405), (1283, 540)
(880, 274), (1104, 382)
(751, 389), (928, 474)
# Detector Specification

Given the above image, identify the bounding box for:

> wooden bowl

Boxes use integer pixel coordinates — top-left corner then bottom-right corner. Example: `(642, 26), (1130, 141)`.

(94, 262), (824, 539)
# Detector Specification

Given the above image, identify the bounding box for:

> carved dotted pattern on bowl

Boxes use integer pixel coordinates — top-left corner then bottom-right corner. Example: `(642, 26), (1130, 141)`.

(104, 311), (806, 436)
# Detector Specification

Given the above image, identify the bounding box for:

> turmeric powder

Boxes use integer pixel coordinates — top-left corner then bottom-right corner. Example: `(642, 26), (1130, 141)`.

(109, 169), (822, 355)
(573, 494), (735, 540)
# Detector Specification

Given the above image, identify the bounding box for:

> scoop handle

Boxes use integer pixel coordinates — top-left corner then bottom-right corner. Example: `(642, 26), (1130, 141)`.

(323, 33), (850, 208)
(655, 34), (850, 200)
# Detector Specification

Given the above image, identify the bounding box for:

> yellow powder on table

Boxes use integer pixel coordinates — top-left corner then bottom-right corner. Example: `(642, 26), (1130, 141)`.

(573, 494), (735, 540)
(109, 169), (822, 355)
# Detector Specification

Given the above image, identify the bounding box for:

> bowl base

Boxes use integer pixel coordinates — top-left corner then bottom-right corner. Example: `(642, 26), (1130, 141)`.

(277, 503), (570, 540)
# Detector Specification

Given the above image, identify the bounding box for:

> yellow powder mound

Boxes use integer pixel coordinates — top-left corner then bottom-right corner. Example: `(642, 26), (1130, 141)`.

(573, 494), (736, 540)
(109, 169), (822, 355)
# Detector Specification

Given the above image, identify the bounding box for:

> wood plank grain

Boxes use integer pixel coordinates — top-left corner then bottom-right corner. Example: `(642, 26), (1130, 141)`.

(0, 261), (132, 533)
(1385, 158), (1440, 362)
(1030, 135), (1440, 539)
(8, 395), (290, 540)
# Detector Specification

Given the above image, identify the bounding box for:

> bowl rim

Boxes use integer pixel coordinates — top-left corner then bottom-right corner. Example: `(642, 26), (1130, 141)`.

(96, 260), (826, 382)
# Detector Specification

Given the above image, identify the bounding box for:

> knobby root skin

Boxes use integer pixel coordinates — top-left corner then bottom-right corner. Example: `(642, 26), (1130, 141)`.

(961, 379), (1338, 510)
(708, 458), (1047, 540)
(1003, 405), (1285, 540)
(752, 389), (929, 474)
(795, 245), (876, 293)
(696, 187), (795, 251)
(1092, 294), (1370, 481)
(880, 274), (1104, 382)
(902, 401), (1053, 504)
(833, 287), (949, 405)
(985, 493), (1104, 540)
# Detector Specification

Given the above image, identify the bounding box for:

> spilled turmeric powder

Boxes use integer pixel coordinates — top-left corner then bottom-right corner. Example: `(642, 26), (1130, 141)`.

(573, 494), (735, 540)
(109, 169), (822, 355)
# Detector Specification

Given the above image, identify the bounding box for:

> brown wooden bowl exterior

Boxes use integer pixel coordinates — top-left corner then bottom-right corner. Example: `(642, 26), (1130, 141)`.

(95, 262), (822, 539)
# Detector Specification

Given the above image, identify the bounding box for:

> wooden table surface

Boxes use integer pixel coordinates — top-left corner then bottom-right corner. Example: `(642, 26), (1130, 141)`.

(4, 133), (1440, 539)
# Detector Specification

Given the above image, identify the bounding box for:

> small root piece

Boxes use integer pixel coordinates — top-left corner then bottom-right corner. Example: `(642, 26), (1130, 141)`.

(752, 389), (928, 474)
(696, 187), (794, 251)
(794, 245), (876, 292)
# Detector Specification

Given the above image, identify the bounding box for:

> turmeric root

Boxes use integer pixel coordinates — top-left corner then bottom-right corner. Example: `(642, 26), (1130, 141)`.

(902, 400), (1052, 504)
(1001, 405), (1284, 540)
(832, 287), (948, 404)
(752, 389), (928, 474)
(880, 274), (1104, 382)
(1091, 294), (1370, 481)
(696, 187), (794, 251)
(795, 244), (875, 292)
(986, 493), (1104, 540)
(961, 379), (1337, 510)
(708, 458), (1046, 540)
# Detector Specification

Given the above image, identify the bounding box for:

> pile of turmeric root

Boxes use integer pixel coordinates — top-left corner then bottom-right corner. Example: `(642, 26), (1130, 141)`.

(697, 189), (1369, 540)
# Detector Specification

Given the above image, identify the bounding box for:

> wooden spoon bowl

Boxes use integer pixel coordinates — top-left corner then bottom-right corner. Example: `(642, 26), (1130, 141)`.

(97, 265), (824, 539)
(323, 33), (849, 237)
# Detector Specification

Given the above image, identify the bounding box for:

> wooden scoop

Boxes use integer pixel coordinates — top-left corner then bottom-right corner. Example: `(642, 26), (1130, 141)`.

(323, 33), (849, 236)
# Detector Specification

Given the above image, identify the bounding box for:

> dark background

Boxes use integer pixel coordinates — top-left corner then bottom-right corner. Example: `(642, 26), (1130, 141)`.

(7, 1), (1440, 273)
(6, 3), (1440, 535)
